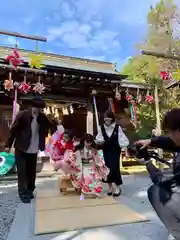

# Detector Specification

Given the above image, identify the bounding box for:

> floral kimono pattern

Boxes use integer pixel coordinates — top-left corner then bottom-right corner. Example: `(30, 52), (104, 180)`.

(60, 148), (109, 196)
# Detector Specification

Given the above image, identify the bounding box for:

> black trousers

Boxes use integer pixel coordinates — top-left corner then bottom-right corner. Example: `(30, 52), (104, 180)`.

(15, 149), (37, 196)
(148, 184), (180, 239)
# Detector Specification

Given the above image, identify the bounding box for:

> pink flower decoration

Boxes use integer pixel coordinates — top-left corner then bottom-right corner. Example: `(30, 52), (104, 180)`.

(126, 94), (133, 102)
(160, 71), (171, 81)
(4, 79), (14, 91)
(95, 186), (102, 193)
(145, 95), (154, 104)
(5, 49), (23, 69)
(18, 81), (31, 93)
(33, 82), (45, 94)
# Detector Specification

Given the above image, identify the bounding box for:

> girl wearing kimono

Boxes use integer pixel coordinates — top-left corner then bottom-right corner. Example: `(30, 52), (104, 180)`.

(96, 111), (129, 197)
(52, 134), (109, 197)
(45, 130), (74, 171)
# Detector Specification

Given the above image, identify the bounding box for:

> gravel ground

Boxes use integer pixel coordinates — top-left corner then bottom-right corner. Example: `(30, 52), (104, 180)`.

(0, 182), (20, 240)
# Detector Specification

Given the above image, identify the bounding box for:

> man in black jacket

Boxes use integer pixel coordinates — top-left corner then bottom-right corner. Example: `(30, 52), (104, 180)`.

(136, 108), (180, 240)
(5, 97), (52, 203)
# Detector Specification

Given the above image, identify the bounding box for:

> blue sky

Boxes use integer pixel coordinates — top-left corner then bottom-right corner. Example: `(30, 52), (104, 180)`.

(0, 0), (178, 70)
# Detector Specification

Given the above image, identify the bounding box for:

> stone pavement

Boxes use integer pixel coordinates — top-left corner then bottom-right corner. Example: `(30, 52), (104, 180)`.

(7, 175), (169, 240)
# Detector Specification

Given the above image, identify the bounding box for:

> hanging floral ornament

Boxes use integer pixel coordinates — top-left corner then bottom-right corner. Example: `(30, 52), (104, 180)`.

(126, 93), (133, 102)
(5, 49), (23, 69)
(33, 76), (45, 94)
(115, 85), (121, 100)
(33, 82), (45, 94)
(4, 72), (14, 91)
(30, 53), (44, 69)
(18, 75), (31, 93)
(172, 69), (180, 81)
(160, 71), (171, 81)
(145, 95), (154, 104)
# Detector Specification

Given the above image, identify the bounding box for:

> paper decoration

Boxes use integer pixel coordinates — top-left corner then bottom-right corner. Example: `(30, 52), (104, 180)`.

(4, 72), (14, 91)
(12, 88), (18, 123)
(130, 101), (137, 122)
(126, 94), (133, 102)
(115, 86), (121, 100)
(4, 79), (14, 91)
(145, 95), (154, 104)
(108, 98), (115, 113)
(18, 81), (31, 93)
(93, 95), (100, 130)
(18, 75), (31, 93)
(33, 82), (45, 94)
(160, 71), (171, 81)
(172, 70), (180, 81)
(137, 94), (142, 104)
(30, 53), (44, 69)
(5, 49), (23, 69)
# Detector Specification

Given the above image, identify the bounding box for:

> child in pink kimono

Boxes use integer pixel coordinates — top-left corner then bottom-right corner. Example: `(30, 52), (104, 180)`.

(45, 130), (74, 171)
(51, 134), (109, 197)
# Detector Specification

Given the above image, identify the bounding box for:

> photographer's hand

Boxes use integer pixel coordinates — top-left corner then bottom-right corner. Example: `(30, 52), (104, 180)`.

(136, 157), (152, 165)
(135, 139), (151, 149)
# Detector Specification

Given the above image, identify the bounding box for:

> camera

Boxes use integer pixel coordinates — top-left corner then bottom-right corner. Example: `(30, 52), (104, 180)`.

(127, 144), (151, 161)
(127, 143), (171, 167)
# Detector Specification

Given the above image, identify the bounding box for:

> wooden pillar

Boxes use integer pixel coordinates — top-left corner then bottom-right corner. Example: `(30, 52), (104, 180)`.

(86, 103), (93, 135)
(154, 84), (164, 170)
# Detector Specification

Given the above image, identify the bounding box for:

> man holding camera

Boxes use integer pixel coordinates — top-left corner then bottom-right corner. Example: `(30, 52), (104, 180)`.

(135, 108), (180, 240)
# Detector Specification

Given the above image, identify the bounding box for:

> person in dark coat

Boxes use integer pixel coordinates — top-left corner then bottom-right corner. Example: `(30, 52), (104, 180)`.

(96, 111), (129, 197)
(136, 108), (180, 240)
(5, 97), (53, 203)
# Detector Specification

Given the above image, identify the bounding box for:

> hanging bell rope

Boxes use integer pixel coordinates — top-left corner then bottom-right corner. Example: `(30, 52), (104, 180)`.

(36, 40), (39, 52)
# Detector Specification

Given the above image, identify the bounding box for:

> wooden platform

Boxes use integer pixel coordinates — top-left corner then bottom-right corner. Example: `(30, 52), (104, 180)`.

(35, 189), (148, 235)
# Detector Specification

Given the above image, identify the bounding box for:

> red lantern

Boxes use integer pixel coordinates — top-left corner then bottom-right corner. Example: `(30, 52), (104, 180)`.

(160, 71), (171, 81)
(145, 95), (154, 104)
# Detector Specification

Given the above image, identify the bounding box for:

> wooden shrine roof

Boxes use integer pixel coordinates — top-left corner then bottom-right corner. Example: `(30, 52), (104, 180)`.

(0, 46), (149, 105)
(165, 80), (179, 89)
(0, 46), (120, 75)
(0, 46), (129, 104)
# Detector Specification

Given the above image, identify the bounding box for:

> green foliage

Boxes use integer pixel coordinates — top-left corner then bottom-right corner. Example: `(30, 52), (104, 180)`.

(120, 0), (180, 138)
(136, 104), (156, 139)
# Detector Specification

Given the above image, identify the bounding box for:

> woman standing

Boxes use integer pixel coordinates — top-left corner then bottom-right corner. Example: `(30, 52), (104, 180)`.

(96, 111), (129, 197)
